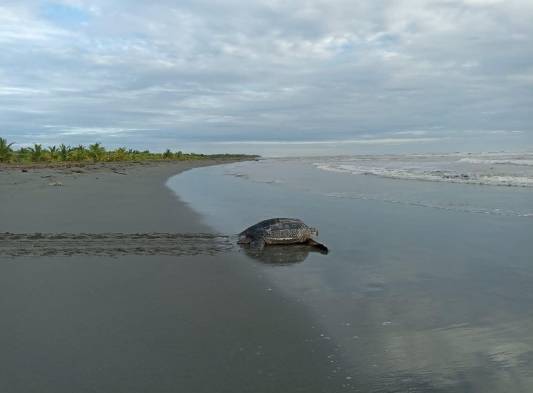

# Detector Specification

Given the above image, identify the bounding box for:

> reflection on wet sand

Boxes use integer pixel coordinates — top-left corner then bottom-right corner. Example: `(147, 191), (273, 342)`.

(300, 255), (533, 392)
(241, 244), (326, 265)
(348, 319), (533, 392)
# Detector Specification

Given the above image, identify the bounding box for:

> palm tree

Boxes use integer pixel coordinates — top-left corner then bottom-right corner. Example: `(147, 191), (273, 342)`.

(88, 143), (106, 162)
(58, 144), (70, 161)
(111, 147), (128, 161)
(69, 145), (87, 161)
(0, 138), (14, 162)
(29, 144), (44, 162)
(17, 147), (30, 162)
(47, 145), (58, 161)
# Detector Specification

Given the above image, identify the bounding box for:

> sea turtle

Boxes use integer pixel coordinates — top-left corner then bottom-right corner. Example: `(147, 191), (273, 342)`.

(238, 218), (328, 253)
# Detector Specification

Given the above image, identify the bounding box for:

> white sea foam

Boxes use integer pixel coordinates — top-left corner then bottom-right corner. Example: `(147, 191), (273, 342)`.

(314, 153), (533, 188)
(458, 158), (533, 166)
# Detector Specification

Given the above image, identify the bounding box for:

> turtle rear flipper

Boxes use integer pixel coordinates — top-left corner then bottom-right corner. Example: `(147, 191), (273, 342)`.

(306, 239), (328, 254)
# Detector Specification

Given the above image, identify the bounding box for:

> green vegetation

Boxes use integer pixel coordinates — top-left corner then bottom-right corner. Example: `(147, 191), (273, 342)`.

(0, 138), (14, 162)
(0, 138), (255, 164)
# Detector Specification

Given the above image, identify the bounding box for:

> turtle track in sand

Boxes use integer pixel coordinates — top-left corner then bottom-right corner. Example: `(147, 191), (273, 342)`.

(0, 232), (236, 257)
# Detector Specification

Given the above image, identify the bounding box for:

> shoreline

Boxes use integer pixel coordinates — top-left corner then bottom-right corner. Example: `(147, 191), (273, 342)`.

(0, 159), (347, 393)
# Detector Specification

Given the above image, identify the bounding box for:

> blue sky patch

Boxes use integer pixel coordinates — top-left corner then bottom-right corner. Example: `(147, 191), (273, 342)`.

(41, 2), (90, 27)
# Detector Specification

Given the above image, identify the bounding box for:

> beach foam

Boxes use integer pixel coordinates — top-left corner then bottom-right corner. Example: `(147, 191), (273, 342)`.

(458, 158), (533, 166)
(314, 153), (533, 188)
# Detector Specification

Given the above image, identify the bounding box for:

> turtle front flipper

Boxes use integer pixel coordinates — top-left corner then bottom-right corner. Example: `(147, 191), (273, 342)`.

(250, 238), (266, 250)
(306, 239), (328, 254)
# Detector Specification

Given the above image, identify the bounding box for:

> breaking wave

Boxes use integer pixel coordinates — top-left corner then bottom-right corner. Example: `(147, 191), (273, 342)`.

(458, 158), (533, 166)
(314, 153), (533, 188)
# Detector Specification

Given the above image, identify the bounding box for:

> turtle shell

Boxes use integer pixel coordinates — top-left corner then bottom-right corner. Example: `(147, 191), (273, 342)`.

(240, 218), (311, 245)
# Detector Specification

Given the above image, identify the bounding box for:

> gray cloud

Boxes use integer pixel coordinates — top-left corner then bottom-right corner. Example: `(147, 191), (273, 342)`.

(0, 0), (532, 152)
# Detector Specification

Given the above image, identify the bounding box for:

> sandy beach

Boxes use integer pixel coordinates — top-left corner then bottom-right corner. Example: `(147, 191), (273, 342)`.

(0, 161), (347, 393)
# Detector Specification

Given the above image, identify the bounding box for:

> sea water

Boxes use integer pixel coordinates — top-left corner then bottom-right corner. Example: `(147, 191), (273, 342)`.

(167, 152), (533, 392)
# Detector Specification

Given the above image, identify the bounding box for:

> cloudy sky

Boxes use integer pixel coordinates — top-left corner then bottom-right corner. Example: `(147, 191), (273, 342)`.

(1, 0), (532, 154)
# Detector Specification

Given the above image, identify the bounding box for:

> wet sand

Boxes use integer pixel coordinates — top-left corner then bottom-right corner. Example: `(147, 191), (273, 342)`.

(0, 162), (348, 393)
(170, 158), (533, 392)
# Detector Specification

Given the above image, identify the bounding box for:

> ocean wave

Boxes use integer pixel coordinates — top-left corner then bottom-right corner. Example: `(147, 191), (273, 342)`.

(458, 158), (533, 166)
(314, 163), (533, 188)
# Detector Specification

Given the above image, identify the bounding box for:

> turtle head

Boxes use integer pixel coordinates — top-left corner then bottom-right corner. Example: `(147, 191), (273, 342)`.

(238, 234), (252, 244)
(310, 227), (319, 237)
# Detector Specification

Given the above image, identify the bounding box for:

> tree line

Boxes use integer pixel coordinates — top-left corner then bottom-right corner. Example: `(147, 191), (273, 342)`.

(0, 138), (253, 163)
